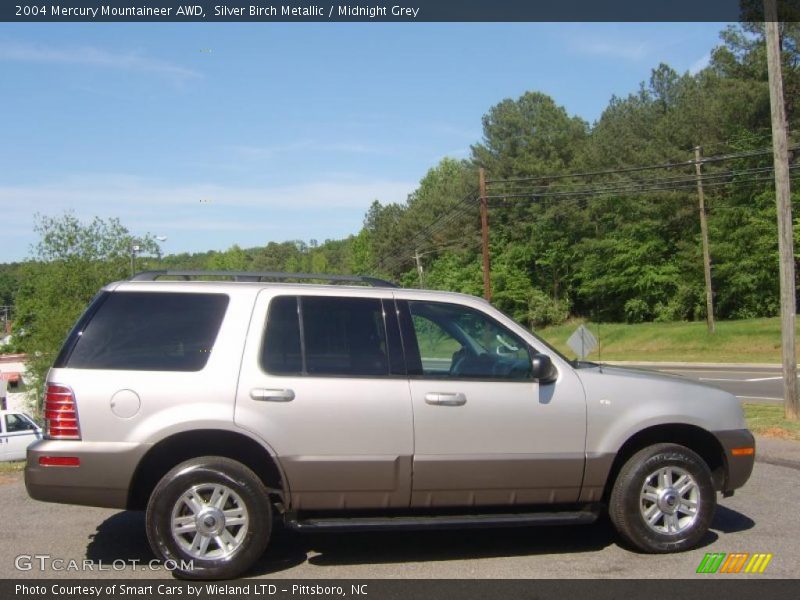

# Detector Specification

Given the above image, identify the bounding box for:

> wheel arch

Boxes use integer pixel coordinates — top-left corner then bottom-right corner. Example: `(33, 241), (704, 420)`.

(602, 423), (727, 502)
(127, 429), (287, 511)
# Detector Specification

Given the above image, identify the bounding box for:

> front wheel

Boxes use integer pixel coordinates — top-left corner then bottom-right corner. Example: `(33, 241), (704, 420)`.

(609, 443), (716, 553)
(146, 456), (272, 579)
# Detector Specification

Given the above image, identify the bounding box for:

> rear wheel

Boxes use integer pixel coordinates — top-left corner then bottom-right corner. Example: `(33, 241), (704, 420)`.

(609, 443), (716, 553)
(146, 456), (271, 579)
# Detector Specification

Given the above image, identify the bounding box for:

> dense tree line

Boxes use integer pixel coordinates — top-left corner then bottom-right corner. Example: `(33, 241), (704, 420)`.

(354, 23), (800, 326)
(4, 24), (800, 394)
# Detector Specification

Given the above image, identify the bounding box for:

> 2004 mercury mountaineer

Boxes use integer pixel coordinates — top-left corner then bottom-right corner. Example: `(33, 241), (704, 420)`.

(25, 271), (755, 579)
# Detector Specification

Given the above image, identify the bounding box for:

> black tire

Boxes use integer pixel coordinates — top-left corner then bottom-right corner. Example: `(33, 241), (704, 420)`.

(609, 443), (716, 553)
(146, 456), (271, 579)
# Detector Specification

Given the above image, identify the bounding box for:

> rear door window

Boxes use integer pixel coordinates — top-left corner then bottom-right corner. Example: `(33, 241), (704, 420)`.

(66, 292), (229, 371)
(303, 296), (389, 376)
(261, 296), (399, 377)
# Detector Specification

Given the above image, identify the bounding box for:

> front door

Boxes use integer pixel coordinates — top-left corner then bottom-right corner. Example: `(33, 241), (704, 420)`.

(235, 291), (414, 511)
(0, 416), (7, 461)
(399, 299), (587, 508)
(2, 413), (40, 461)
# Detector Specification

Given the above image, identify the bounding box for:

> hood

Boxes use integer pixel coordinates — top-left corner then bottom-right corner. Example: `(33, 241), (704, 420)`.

(581, 364), (721, 389)
(575, 363), (746, 432)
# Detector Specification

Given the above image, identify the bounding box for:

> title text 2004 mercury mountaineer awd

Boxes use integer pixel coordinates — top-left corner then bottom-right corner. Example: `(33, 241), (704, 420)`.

(25, 271), (755, 579)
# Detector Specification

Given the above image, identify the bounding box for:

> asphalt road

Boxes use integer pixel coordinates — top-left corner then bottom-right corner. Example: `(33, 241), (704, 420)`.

(1, 448), (797, 580)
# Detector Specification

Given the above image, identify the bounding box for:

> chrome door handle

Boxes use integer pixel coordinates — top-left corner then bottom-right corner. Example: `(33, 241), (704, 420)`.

(424, 392), (466, 406)
(250, 388), (295, 402)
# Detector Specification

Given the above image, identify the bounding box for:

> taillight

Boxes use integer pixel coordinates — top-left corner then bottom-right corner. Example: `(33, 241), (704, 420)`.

(44, 384), (81, 440)
(39, 456), (80, 467)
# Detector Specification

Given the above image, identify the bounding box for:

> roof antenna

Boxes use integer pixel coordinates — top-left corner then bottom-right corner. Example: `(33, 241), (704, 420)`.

(593, 306), (603, 373)
(597, 319), (603, 373)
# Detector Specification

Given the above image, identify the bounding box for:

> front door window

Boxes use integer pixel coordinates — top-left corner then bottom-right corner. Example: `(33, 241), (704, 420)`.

(408, 301), (532, 380)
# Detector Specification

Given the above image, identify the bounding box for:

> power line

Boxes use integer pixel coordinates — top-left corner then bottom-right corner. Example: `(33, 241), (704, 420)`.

(487, 165), (800, 201)
(487, 169), (800, 207)
(376, 193), (479, 274)
(485, 165), (788, 198)
(380, 168), (797, 272)
(419, 202), (478, 241)
(412, 195), (478, 244)
(378, 144), (799, 277)
(377, 203), (478, 274)
(484, 144), (800, 187)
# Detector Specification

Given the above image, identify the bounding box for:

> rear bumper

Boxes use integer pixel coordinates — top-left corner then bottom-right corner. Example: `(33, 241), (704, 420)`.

(713, 429), (756, 493)
(25, 439), (148, 509)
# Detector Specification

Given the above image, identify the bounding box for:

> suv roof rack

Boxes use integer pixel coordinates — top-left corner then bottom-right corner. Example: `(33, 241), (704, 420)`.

(130, 270), (399, 288)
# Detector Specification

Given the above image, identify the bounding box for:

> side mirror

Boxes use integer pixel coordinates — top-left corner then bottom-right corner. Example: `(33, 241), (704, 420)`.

(531, 353), (558, 384)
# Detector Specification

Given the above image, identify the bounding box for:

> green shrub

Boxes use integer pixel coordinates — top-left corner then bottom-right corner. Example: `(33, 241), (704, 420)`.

(528, 288), (570, 328)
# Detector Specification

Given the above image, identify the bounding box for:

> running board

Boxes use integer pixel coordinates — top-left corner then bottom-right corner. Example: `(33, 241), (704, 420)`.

(286, 510), (599, 532)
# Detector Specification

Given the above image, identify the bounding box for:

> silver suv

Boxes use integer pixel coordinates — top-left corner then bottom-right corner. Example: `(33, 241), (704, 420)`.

(25, 271), (754, 579)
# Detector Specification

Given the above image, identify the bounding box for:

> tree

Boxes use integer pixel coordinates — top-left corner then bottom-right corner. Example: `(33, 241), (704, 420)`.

(472, 92), (588, 179)
(0, 263), (22, 312)
(14, 213), (159, 408)
(5, 23), (797, 339)
(207, 244), (251, 271)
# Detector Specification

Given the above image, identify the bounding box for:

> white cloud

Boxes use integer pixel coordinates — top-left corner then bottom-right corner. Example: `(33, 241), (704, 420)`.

(0, 40), (199, 81)
(558, 25), (652, 62)
(570, 38), (650, 61)
(0, 175), (416, 214)
(0, 173), (414, 226)
(0, 174), (416, 260)
(689, 53), (711, 75)
(134, 217), (277, 232)
(230, 140), (392, 160)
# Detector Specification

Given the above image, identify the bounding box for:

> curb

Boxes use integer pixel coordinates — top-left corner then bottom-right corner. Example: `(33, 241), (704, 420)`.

(605, 361), (784, 370)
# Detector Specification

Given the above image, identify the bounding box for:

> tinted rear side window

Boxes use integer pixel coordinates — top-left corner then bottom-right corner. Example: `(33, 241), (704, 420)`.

(261, 296), (393, 377)
(262, 296), (302, 375)
(302, 296), (388, 376)
(66, 292), (229, 371)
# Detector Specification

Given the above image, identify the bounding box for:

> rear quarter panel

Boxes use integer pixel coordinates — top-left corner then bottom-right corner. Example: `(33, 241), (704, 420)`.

(47, 284), (260, 446)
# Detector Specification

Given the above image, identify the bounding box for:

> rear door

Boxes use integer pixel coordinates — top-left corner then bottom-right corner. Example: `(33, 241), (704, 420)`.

(398, 298), (587, 507)
(235, 290), (414, 511)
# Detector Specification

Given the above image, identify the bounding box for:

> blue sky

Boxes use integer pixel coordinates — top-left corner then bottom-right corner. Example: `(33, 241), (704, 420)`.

(0, 22), (730, 263)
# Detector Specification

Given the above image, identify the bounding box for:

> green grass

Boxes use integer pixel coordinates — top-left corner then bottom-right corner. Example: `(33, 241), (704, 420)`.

(744, 403), (800, 441)
(536, 317), (792, 363)
(0, 461), (25, 473)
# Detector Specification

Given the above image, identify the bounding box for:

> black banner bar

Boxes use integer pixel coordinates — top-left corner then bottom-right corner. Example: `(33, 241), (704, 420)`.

(4, 579), (800, 600)
(3, 0), (800, 23)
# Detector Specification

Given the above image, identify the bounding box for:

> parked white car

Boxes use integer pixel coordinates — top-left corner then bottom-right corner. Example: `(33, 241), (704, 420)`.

(1, 410), (42, 462)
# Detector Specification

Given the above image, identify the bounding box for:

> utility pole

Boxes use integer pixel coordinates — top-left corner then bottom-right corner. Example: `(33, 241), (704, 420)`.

(765, 0), (799, 421)
(129, 241), (140, 278)
(413, 249), (424, 287)
(694, 146), (716, 334)
(479, 167), (492, 301)
(130, 243), (136, 277)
